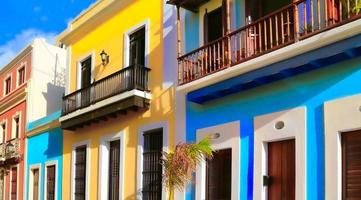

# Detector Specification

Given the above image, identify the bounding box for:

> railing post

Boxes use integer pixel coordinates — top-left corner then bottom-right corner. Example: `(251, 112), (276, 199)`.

(226, 0), (232, 66)
(294, 3), (300, 41)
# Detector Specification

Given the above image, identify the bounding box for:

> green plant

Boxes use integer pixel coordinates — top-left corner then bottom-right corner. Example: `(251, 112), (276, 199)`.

(353, 0), (361, 14)
(162, 137), (213, 200)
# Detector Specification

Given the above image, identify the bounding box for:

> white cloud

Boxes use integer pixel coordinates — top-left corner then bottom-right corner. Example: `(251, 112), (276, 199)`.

(0, 29), (57, 69)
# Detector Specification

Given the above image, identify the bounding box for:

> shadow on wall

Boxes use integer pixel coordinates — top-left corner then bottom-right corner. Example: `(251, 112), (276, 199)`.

(42, 83), (65, 116)
(43, 128), (62, 159)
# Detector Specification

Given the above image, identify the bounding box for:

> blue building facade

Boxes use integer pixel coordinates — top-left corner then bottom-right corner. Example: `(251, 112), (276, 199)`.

(168, 0), (361, 199)
(25, 111), (63, 200)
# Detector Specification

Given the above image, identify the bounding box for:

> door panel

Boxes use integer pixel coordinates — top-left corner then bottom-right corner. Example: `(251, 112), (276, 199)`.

(268, 139), (295, 200)
(206, 148), (232, 200)
(47, 165), (56, 200)
(11, 168), (17, 200)
(342, 130), (361, 200)
(33, 169), (39, 200)
(108, 140), (120, 200)
(129, 28), (145, 66)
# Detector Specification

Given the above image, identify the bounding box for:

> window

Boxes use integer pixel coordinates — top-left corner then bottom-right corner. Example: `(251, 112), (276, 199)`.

(10, 167), (17, 200)
(74, 146), (87, 200)
(46, 165), (56, 200)
(17, 66), (25, 86)
(5, 77), (11, 95)
(12, 116), (19, 139)
(142, 129), (163, 200)
(129, 27), (145, 66)
(0, 123), (5, 144)
(31, 168), (40, 200)
(108, 140), (120, 200)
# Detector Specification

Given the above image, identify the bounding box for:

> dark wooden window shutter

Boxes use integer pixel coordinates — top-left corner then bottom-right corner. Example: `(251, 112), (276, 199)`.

(222, 0), (227, 35)
(10, 167), (17, 200)
(0, 171), (5, 200)
(129, 27), (146, 66)
(204, 9), (209, 44)
(142, 129), (163, 200)
(342, 130), (361, 200)
(108, 140), (120, 200)
(47, 165), (56, 200)
(33, 169), (40, 200)
(206, 148), (232, 200)
(75, 146), (87, 200)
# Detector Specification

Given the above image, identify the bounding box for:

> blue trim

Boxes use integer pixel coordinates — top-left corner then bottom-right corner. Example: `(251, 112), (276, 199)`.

(26, 110), (61, 131)
(188, 34), (361, 103)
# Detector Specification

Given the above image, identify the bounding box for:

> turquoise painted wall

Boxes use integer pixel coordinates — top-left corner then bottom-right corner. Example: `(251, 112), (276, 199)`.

(26, 112), (62, 200)
(185, 56), (361, 200)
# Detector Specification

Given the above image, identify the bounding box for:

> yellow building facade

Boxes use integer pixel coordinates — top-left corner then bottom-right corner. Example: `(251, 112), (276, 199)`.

(57, 0), (176, 199)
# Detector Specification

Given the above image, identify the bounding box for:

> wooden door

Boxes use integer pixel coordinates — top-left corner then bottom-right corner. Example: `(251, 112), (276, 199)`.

(342, 130), (361, 200)
(267, 139), (295, 200)
(206, 148), (232, 200)
(80, 57), (92, 107)
(129, 27), (145, 66)
(10, 168), (17, 200)
(33, 169), (40, 200)
(46, 165), (56, 200)
(108, 140), (120, 200)
(204, 7), (223, 44)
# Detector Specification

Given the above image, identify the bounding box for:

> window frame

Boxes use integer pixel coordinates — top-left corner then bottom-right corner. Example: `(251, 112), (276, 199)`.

(71, 140), (90, 200)
(98, 132), (125, 200)
(0, 120), (7, 144)
(17, 65), (26, 87)
(28, 164), (42, 200)
(44, 161), (58, 200)
(11, 113), (21, 140)
(4, 75), (12, 96)
(137, 122), (169, 200)
(123, 19), (150, 68)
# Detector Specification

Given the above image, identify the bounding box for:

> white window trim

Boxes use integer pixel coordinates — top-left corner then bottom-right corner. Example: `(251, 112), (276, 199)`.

(137, 121), (169, 200)
(98, 131), (125, 200)
(71, 140), (90, 200)
(11, 112), (21, 140)
(195, 121), (240, 200)
(324, 93), (361, 200)
(9, 165), (19, 200)
(253, 107), (306, 200)
(28, 164), (42, 200)
(44, 160), (58, 200)
(76, 52), (95, 90)
(3, 74), (12, 96)
(0, 119), (7, 144)
(123, 19), (150, 68)
(16, 62), (26, 87)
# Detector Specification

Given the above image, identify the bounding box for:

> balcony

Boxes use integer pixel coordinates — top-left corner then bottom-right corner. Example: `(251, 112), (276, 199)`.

(167, 0), (209, 12)
(0, 139), (21, 166)
(60, 64), (151, 130)
(177, 0), (361, 85)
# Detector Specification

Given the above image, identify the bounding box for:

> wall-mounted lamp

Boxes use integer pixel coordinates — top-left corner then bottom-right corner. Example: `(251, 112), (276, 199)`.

(208, 133), (221, 140)
(100, 50), (109, 66)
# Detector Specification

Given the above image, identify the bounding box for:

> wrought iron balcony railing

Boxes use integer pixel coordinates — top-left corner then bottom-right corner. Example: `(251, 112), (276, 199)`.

(178, 0), (361, 84)
(62, 64), (151, 115)
(4, 138), (21, 160)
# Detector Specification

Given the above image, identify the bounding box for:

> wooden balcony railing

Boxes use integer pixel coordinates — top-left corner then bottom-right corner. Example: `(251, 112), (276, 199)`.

(178, 0), (361, 84)
(62, 64), (151, 115)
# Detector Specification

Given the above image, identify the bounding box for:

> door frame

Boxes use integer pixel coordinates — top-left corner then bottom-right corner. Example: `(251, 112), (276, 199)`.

(98, 131), (125, 200)
(76, 52), (95, 90)
(253, 107), (306, 200)
(324, 94), (361, 200)
(44, 160), (58, 200)
(28, 164), (42, 200)
(196, 121), (240, 200)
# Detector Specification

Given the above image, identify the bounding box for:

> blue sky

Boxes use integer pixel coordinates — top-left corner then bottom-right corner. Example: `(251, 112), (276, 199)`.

(0, 0), (96, 68)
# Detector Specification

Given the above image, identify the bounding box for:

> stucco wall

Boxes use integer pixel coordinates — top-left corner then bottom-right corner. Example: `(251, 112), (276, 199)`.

(185, 56), (361, 200)
(26, 127), (63, 200)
